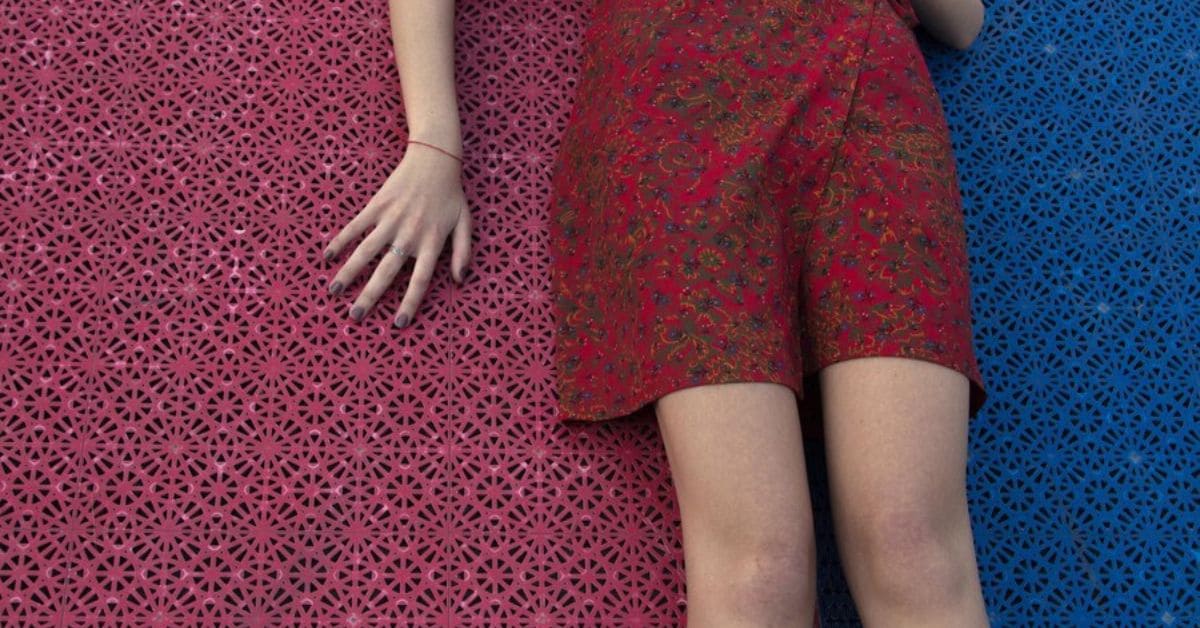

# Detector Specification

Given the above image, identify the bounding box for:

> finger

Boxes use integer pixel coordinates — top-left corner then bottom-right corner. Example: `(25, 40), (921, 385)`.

(450, 204), (472, 283)
(328, 224), (392, 297)
(323, 198), (384, 261)
(392, 242), (439, 329)
(348, 239), (412, 322)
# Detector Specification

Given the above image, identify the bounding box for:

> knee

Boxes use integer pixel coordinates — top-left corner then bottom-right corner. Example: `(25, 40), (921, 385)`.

(847, 510), (969, 605)
(726, 534), (818, 615)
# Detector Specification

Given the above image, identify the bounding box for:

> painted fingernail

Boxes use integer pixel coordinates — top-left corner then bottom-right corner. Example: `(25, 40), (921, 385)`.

(323, 249), (334, 261)
(349, 304), (364, 321)
(394, 313), (409, 329)
(329, 281), (343, 295)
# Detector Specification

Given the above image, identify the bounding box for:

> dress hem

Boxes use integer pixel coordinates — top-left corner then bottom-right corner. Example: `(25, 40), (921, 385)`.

(555, 346), (987, 429)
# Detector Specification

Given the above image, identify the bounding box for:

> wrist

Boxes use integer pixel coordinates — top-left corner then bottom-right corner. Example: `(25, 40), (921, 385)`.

(406, 138), (464, 167)
(407, 121), (462, 150)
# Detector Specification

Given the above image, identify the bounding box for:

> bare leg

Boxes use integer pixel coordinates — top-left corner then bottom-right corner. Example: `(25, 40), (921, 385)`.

(655, 381), (819, 627)
(820, 356), (989, 627)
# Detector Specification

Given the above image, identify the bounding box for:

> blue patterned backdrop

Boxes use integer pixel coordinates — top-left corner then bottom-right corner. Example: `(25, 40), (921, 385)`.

(809, 0), (1198, 624)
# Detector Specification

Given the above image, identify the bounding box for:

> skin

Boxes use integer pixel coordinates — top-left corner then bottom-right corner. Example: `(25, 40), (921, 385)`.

(323, 0), (470, 328)
(328, 0), (992, 624)
(657, 357), (990, 627)
(911, 0), (987, 50)
(656, 381), (820, 626)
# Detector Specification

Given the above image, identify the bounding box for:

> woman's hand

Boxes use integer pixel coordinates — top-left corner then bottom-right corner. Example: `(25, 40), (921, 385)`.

(322, 144), (472, 328)
(909, 0), (985, 50)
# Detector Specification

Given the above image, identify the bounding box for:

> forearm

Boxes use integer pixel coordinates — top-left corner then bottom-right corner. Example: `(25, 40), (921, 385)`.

(388, 0), (462, 152)
(910, 0), (985, 50)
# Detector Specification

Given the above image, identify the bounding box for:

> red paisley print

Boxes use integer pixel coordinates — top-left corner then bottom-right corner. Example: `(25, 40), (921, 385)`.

(547, 0), (987, 436)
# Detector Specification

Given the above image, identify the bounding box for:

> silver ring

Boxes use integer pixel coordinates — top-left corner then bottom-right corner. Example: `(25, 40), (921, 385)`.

(387, 243), (406, 257)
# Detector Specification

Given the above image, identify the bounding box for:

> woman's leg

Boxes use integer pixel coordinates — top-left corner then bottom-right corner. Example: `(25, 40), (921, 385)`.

(820, 356), (988, 627)
(655, 381), (819, 627)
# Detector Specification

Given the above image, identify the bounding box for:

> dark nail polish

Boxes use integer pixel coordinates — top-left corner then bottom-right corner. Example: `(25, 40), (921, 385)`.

(349, 305), (364, 321)
(329, 281), (343, 295)
(323, 249), (334, 261)
(394, 313), (409, 329)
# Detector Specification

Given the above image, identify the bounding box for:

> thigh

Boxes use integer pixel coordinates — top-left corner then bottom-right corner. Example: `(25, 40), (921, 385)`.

(819, 356), (971, 549)
(655, 381), (816, 553)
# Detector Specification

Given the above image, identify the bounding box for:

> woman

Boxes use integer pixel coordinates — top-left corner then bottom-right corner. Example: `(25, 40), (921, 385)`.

(323, 0), (990, 625)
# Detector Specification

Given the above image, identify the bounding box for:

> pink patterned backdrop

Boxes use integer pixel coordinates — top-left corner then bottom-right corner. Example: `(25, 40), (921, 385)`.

(0, 0), (751, 623)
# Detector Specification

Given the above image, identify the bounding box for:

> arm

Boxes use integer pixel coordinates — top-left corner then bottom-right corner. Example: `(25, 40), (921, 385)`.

(388, 0), (462, 154)
(910, 0), (986, 51)
(322, 0), (472, 326)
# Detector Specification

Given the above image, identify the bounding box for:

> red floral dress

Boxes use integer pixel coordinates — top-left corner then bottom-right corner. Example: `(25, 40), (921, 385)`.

(547, 0), (988, 438)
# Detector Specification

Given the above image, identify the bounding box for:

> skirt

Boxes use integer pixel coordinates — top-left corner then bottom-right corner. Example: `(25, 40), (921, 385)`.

(547, 0), (988, 438)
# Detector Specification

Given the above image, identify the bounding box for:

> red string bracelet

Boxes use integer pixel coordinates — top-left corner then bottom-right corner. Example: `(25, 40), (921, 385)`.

(407, 139), (464, 164)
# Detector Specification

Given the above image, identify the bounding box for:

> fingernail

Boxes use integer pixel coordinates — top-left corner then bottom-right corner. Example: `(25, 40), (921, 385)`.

(329, 281), (343, 295)
(394, 313), (409, 329)
(349, 304), (364, 321)
(323, 249), (334, 261)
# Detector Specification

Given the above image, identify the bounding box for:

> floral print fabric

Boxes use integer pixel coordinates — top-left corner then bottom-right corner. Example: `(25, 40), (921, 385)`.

(548, 0), (987, 435)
